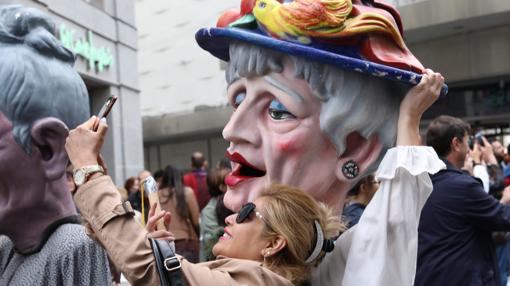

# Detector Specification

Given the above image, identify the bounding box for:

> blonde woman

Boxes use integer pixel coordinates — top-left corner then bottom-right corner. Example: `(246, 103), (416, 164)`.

(188, 184), (342, 285)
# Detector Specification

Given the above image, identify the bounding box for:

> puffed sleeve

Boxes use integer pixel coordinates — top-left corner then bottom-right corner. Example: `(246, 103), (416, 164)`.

(311, 146), (445, 286)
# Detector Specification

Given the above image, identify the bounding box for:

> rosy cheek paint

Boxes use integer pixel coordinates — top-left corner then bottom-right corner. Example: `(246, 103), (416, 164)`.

(277, 140), (296, 153)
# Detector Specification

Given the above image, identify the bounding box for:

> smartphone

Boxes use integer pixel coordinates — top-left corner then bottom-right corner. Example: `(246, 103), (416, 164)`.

(475, 132), (485, 147)
(93, 95), (117, 131)
(468, 136), (474, 150)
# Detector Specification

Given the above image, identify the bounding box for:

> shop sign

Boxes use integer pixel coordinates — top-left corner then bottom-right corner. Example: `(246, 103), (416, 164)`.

(59, 24), (113, 73)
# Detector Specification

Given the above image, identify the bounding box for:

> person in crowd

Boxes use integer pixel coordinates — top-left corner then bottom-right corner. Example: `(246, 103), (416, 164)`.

(466, 136), (510, 285)
(504, 144), (510, 186)
(0, 5), (110, 285)
(153, 169), (164, 188)
(200, 168), (233, 261)
(488, 138), (510, 286)
(342, 174), (379, 229)
(138, 169), (152, 182)
(416, 115), (510, 286)
(483, 139), (506, 199)
(125, 176), (140, 196)
(492, 139), (508, 169)
(183, 151), (211, 211)
(465, 136), (499, 192)
(128, 174), (150, 222)
(159, 165), (201, 262)
(217, 157), (232, 171)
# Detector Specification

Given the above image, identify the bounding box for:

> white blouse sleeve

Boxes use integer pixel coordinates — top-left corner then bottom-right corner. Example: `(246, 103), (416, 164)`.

(311, 146), (445, 286)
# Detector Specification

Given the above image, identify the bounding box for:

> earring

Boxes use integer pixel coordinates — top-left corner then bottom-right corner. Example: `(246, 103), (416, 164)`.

(342, 160), (359, 179)
(263, 251), (270, 265)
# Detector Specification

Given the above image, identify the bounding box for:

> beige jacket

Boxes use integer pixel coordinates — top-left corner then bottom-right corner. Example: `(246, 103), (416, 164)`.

(74, 175), (292, 286)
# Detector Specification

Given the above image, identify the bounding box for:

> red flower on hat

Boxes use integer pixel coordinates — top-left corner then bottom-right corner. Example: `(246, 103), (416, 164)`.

(241, 0), (257, 14)
(217, 0), (258, 27)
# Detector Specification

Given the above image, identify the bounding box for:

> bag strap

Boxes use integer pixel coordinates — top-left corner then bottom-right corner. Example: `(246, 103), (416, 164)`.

(149, 238), (187, 286)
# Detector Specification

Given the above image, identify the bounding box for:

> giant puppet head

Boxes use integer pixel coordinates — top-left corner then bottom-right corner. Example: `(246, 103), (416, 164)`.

(0, 5), (89, 253)
(196, 0), (447, 212)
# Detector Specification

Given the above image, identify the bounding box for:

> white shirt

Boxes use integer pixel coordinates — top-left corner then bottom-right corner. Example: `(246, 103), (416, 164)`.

(473, 164), (490, 193)
(312, 146), (445, 286)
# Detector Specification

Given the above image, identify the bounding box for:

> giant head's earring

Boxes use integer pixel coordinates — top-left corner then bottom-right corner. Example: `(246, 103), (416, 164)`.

(342, 160), (359, 179)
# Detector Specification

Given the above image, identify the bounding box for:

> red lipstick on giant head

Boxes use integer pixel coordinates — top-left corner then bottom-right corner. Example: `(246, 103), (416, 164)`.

(225, 151), (266, 187)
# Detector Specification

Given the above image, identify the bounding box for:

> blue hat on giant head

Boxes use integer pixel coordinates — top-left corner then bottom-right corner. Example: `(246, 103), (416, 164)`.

(196, 0), (447, 95)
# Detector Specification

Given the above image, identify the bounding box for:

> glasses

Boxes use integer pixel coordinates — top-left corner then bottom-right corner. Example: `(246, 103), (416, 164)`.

(236, 202), (266, 224)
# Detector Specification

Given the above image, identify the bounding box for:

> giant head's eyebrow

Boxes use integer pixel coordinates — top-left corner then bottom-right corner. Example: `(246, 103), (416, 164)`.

(263, 75), (304, 103)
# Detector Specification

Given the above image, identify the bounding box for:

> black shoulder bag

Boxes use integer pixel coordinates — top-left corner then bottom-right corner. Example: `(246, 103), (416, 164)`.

(149, 238), (187, 286)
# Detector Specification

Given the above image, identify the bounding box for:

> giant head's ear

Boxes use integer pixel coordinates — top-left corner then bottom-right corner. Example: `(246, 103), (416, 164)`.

(335, 132), (382, 181)
(30, 117), (70, 181)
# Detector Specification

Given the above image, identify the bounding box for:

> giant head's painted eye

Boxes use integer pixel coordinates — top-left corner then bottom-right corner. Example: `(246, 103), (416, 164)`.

(268, 99), (295, 120)
(233, 92), (246, 108)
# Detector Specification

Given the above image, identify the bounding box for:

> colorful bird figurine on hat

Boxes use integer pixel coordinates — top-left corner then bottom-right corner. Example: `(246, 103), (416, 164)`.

(252, 0), (404, 50)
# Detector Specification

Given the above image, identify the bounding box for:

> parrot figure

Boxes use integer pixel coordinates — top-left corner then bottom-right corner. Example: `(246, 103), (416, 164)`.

(252, 0), (405, 49)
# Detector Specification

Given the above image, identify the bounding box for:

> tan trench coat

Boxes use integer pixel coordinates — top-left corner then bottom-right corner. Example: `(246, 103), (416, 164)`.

(74, 175), (293, 286)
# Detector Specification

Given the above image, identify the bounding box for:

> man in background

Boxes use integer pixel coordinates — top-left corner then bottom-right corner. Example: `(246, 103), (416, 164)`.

(492, 140), (508, 170)
(416, 115), (510, 286)
(183, 151), (210, 211)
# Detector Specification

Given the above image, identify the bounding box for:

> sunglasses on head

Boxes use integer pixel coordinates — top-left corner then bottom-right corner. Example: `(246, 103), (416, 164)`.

(236, 202), (266, 224)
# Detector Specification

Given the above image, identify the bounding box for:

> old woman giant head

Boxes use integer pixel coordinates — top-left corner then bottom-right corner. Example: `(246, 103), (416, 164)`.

(0, 5), (89, 253)
(196, 0), (436, 212)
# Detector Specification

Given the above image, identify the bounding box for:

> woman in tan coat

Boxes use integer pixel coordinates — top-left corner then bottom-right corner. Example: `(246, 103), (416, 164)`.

(65, 118), (341, 285)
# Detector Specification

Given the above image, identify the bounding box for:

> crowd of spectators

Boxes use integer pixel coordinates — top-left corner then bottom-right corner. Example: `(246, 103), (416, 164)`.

(341, 115), (510, 286)
(119, 152), (233, 264)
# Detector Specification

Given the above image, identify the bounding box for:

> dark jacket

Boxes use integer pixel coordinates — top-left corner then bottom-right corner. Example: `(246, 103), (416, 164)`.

(342, 202), (365, 229)
(415, 160), (510, 286)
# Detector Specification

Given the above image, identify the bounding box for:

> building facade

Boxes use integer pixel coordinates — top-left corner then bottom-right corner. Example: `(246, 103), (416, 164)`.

(139, 0), (510, 172)
(396, 0), (510, 137)
(4, 0), (144, 184)
(137, 0), (237, 172)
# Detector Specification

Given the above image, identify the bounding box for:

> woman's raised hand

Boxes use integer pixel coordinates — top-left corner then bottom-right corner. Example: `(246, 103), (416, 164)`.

(397, 69), (444, 146)
(65, 116), (108, 169)
(146, 202), (175, 241)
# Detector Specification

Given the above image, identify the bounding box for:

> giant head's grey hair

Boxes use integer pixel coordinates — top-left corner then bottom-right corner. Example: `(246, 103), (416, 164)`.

(0, 5), (89, 154)
(227, 41), (407, 182)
